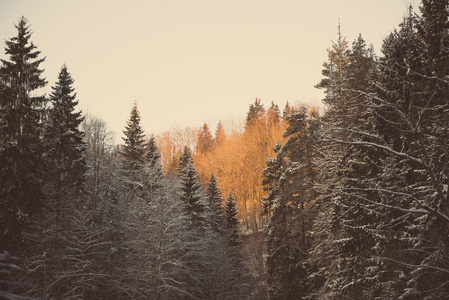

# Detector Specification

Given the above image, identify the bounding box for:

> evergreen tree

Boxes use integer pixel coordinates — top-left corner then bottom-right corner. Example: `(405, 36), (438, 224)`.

(140, 135), (164, 200)
(262, 107), (318, 300)
(372, 3), (449, 297)
(121, 102), (146, 178)
(224, 192), (240, 248)
(261, 142), (285, 218)
(0, 16), (47, 251)
(196, 123), (214, 154)
(266, 102), (281, 128)
(206, 173), (224, 231)
(214, 121), (226, 147)
(145, 135), (161, 169)
(245, 98), (265, 128)
(177, 160), (205, 228)
(309, 30), (385, 299)
(43, 64), (86, 220)
(177, 145), (193, 174)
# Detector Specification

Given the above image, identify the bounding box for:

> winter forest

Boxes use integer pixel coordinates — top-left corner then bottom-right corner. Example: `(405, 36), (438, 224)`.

(2, 1), (449, 299)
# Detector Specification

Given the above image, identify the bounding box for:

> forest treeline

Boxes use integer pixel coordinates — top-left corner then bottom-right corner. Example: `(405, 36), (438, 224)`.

(156, 99), (307, 232)
(2, 0), (449, 299)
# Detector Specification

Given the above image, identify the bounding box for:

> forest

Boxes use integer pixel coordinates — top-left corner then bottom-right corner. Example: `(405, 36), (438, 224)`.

(2, 1), (449, 299)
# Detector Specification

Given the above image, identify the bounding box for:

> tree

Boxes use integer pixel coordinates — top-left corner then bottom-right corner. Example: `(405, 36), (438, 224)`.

(224, 192), (240, 248)
(43, 64), (86, 222)
(145, 135), (161, 169)
(25, 65), (87, 299)
(206, 174), (224, 231)
(368, 3), (449, 298)
(245, 98), (265, 127)
(121, 102), (146, 178)
(82, 115), (115, 212)
(177, 160), (205, 228)
(308, 28), (386, 299)
(0, 16), (47, 251)
(177, 145), (193, 174)
(262, 107), (318, 300)
(196, 123), (214, 154)
(142, 135), (164, 195)
(214, 121), (226, 147)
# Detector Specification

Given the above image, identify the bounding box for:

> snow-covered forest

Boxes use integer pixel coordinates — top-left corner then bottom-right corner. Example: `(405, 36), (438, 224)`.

(2, 1), (449, 299)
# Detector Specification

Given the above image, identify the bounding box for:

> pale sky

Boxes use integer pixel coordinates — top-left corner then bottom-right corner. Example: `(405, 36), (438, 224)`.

(1, 0), (419, 143)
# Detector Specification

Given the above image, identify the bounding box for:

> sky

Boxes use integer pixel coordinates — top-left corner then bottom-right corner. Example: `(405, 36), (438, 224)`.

(1, 0), (420, 143)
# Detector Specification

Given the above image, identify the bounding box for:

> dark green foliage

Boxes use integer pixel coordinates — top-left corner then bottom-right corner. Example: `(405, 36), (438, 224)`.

(43, 64), (86, 219)
(224, 192), (240, 247)
(121, 102), (146, 175)
(262, 107), (318, 300)
(178, 159), (205, 228)
(177, 145), (193, 174)
(0, 16), (47, 251)
(306, 3), (449, 299)
(206, 173), (224, 230)
(196, 123), (214, 154)
(245, 98), (265, 127)
(145, 135), (161, 168)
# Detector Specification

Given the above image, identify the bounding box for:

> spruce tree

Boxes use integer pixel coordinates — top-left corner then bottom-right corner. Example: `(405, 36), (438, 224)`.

(0, 16), (47, 251)
(309, 30), (384, 299)
(245, 98), (265, 128)
(43, 64), (86, 219)
(196, 123), (214, 154)
(206, 174), (224, 231)
(262, 107), (318, 300)
(214, 121), (226, 147)
(177, 145), (193, 174)
(121, 102), (146, 179)
(372, 3), (449, 297)
(140, 135), (164, 199)
(177, 159), (205, 228)
(144, 135), (161, 169)
(224, 192), (240, 247)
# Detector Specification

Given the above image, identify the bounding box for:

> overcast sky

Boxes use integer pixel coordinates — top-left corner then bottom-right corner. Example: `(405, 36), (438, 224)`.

(1, 0), (419, 143)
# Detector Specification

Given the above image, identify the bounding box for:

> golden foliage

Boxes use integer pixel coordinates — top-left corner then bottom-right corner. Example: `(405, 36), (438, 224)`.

(156, 102), (317, 232)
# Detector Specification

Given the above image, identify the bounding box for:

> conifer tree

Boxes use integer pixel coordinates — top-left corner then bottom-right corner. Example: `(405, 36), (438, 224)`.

(262, 107), (318, 300)
(43, 64), (86, 220)
(245, 98), (265, 128)
(178, 159), (205, 228)
(214, 121), (226, 147)
(145, 135), (161, 169)
(307, 29), (385, 299)
(206, 174), (224, 231)
(177, 145), (193, 174)
(371, 3), (449, 297)
(121, 102), (145, 178)
(224, 192), (240, 247)
(196, 123), (214, 154)
(140, 135), (164, 199)
(0, 16), (47, 250)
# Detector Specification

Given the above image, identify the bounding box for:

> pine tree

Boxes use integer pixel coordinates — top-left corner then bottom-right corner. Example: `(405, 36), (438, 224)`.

(0, 16), (47, 251)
